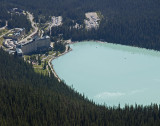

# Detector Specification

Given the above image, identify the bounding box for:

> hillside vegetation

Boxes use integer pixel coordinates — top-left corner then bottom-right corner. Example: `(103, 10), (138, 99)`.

(1, 0), (160, 50)
(1, 48), (160, 125)
(0, 4), (31, 32)
(0, 0), (160, 125)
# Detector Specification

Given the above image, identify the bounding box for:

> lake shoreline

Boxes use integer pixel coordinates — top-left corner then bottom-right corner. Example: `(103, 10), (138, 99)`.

(70, 40), (106, 44)
(50, 39), (160, 82)
(51, 41), (160, 107)
(48, 44), (72, 82)
(50, 40), (106, 81)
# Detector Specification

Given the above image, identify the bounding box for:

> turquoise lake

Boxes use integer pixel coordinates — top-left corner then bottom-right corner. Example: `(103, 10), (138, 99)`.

(52, 41), (160, 107)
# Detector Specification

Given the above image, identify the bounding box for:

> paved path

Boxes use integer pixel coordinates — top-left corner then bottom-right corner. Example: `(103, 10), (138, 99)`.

(0, 30), (11, 38)
(48, 45), (71, 82)
(18, 12), (38, 43)
(48, 54), (61, 81)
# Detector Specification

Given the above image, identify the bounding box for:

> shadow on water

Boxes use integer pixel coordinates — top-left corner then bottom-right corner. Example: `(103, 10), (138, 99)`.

(77, 41), (160, 58)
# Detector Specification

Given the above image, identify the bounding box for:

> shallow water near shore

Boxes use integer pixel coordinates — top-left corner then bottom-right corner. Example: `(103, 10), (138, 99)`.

(52, 41), (160, 107)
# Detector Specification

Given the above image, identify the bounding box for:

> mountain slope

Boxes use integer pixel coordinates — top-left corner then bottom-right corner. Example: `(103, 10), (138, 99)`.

(1, 49), (160, 125)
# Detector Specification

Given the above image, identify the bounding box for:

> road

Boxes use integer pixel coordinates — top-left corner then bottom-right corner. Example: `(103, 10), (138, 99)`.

(0, 12), (38, 49)
(0, 23), (12, 49)
(0, 30), (12, 50)
(48, 45), (70, 82)
(18, 12), (38, 43)
(0, 29), (12, 39)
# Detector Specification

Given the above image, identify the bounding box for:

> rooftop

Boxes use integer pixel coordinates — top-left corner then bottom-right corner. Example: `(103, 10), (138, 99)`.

(16, 48), (23, 54)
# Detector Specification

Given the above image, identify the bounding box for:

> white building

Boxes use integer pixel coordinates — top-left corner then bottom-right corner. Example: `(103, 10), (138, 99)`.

(20, 36), (51, 55)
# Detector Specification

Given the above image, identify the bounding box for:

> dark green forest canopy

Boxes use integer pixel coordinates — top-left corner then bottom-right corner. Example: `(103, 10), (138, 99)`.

(1, 0), (160, 125)
(1, 0), (160, 50)
(1, 43), (160, 125)
(1, 0), (160, 22)
(0, 43), (160, 126)
(0, 4), (31, 32)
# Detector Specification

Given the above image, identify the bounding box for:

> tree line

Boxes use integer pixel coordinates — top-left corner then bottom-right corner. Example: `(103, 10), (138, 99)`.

(1, 42), (160, 126)
(1, 0), (160, 50)
(8, 14), (31, 33)
(51, 16), (160, 51)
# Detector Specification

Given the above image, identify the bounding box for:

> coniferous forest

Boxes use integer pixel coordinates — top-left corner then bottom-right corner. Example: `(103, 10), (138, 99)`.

(0, 4), (31, 33)
(1, 0), (160, 125)
(0, 0), (160, 50)
(7, 14), (31, 33)
(1, 45), (160, 126)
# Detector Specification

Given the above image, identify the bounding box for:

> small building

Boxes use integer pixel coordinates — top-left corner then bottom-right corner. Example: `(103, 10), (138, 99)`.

(16, 48), (23, 56)
(6, 49), (15, 55)
(3, 39), (16, 48)
(4, 28), (25, 42)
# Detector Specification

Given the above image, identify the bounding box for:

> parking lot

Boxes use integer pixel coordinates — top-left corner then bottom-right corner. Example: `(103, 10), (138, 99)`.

(84, 12), (100, 30)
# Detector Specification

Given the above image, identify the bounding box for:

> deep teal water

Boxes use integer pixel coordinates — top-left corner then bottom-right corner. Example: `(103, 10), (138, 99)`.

(52, 41), (160, 107)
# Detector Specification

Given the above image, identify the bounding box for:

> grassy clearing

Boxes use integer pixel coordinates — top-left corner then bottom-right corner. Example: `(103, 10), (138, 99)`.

(33, 61), (49, 76)
(24, 52), (53, 76)
(48, 50), (55, 55)
(0, 37), (4, 45)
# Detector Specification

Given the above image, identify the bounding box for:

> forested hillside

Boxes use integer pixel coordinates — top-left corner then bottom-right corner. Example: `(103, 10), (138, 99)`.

(7, 14), (31, 33)
(1, 0), (160, 50)
(1, 46), (160, 125)
(0, 4), (31, 32)
(1, 0), (160, 125)
(0, 4), (10, 27)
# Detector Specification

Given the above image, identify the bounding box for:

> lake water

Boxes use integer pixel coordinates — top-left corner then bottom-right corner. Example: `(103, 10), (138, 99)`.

(52, 41), (160, 107)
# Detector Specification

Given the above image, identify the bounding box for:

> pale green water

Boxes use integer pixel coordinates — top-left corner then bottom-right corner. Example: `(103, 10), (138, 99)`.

(52, 41), (160, 107)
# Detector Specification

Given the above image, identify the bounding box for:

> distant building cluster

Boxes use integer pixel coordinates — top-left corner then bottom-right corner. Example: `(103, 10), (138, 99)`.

(4, 28), (25, 42)
(3, 28), (25, 55)
(17, 36), (51, 56)
(3, 28), (51, 56)
(3, 39), (17, 49)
